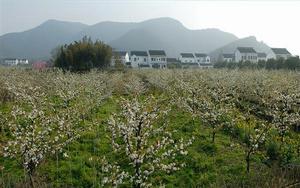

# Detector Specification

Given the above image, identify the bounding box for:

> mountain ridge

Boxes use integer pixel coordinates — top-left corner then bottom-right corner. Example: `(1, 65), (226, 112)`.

(0, 17), (269, 60)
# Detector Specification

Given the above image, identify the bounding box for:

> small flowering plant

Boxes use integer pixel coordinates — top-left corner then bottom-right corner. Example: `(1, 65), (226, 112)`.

(243, 121), (269, 173)
(102, 95), (194, 187)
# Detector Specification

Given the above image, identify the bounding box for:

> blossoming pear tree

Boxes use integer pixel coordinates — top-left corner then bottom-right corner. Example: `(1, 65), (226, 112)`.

(103, 95), (194, 187)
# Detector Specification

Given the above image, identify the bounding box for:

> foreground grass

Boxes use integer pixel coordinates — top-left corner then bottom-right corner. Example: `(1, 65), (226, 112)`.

(1, 68), (299, 187)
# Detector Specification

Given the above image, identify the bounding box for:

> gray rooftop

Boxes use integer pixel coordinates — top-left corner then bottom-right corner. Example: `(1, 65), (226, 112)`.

(222, 54), (234, 58)
(113, 51), (127, 57)
(131, 51), (148, 56)
(271, 48), (291, 55)
(195, 53), (207, 58)
(180, 53), (194, 58)
(257, 52), (267, 58)
(148, 50), (166, 56)
(237, 47), (256, 53)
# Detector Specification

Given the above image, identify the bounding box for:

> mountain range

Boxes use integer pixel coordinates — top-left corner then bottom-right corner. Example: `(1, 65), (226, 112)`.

(0, 17), (273, 61)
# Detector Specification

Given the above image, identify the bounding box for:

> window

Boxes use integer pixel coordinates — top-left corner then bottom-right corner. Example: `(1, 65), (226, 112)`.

(144, 58), (146, 62)
(134, 58), (137, 61)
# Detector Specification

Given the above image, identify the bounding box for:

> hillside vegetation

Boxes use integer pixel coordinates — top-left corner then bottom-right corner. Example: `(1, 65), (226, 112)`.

(0, 68), (299, 187)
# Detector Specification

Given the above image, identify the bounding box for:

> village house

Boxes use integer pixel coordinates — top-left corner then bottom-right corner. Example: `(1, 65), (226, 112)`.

(148, 50), (167, 69)
(270, 48), (291, 60)
(220, 54), (235, 62)
(3, 58), (29, 66)
(257, 52), (267, 61)
(179, 53), (199, 68)
(179, 53), (195, 63)
(111, 51), (129, 66)
(195, 53), (210, 64)
(235, 47), (258, 63)
(195, 53), (212, 68)
(130, 51), (149, 68)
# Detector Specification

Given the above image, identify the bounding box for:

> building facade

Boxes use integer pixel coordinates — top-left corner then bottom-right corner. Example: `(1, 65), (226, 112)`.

(3, 58), (29, 66)
(148, 50), (167, 68)
(111, 51), (129, 66)
(235, 47), (258, 63)
(257, 52), (267, 61)
(130, 51), (149, 68)
(270, 48), (291, 60)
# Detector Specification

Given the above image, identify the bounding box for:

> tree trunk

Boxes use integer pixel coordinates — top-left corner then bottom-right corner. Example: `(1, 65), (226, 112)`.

(246, 153), (250, 173)
(134, 162), (141, 188)
(29, 174), (35, 188)
(212, 131), (216, 143)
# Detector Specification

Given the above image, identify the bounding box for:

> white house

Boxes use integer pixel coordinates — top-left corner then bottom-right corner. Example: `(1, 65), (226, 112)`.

(179, 53), (200, 68)
(194, 53), (212, 68)
(270, 48), (291, 60)
(179, 53), (195, 64)
(220, 54), (235, 62)
(130, 51), (149, 68)
(194, 53), (210, 64)
(148, 50), (167, 69)
(4, 58), (29, 66)
(111, 51), (129, 66)
(257, 52), (267, 61)
(235, 47), (258, 63)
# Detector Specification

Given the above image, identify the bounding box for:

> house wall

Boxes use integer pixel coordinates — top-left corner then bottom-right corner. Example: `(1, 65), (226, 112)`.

(257, 57), (267, 61)
(130, 55), (149, 68)
(149, 56), (167, 68)
(235, 51), (258, 63)
(223, 57), (233, 62)
(179, 56), (195, 63)
(195, 57), (208, 63)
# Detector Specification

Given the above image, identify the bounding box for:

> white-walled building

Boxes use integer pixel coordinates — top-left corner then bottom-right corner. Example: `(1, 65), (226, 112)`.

(257, 52), (267, 61)
(195, 53), (212, 68)
(195, 53), (210, 64)
(179, 53), (200, 68)
(4, 58), (29, 66)
(270, 48), (291, 60)
(148, 50), (167, 69)
(130, 51), (149, 68)
(179, 53), (195, 64)
(235, 47), (258, 63)
(111, 51), (129, 66)
(220, 54), (235, 62)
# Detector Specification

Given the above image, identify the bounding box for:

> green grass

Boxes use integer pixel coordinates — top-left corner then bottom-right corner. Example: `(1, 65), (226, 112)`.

(1, 85), (299, 188)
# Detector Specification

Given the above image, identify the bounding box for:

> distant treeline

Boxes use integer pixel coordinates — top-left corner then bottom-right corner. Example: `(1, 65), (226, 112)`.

(214, 56), (300, 70)
(53, 36), (112, 72)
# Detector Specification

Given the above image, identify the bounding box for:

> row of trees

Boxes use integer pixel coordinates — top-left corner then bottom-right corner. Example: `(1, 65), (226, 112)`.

(53, 36), (112, 72)
(1, 69), (299, 187)
(214, 56), (300, 70)
(145, 70), (300, 174)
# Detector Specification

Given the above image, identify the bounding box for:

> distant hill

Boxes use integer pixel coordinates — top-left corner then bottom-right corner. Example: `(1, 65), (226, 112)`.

(0, 17), (271, 60)
(0, 20), (88, 59)
(209, 36), (273, 62)
(110, 18), (239, 57)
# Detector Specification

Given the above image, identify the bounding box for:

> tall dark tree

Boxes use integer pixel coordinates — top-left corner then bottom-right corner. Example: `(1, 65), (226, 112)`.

(54, 36), (112, 72)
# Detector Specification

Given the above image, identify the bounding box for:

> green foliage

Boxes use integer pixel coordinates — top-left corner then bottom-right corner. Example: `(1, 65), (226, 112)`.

(0, 68), (299, 187)
(54, 36), (112, 72)
(266, 141), (280, 161)
(215, 56), (300, 70)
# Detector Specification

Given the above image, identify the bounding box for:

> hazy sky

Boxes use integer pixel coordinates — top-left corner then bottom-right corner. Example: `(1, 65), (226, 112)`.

(0, 0), (299, 54)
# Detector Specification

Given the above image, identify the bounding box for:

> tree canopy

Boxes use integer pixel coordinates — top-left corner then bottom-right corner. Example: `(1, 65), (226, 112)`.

(54, 36), (112, 72)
